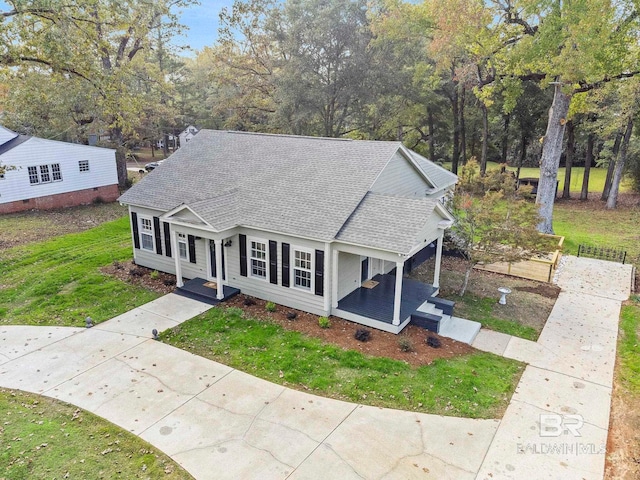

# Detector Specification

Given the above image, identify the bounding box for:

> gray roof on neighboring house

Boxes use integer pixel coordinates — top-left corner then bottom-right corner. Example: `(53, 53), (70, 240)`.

(119, 130), (454, 249)
(336, 192), (439, 253)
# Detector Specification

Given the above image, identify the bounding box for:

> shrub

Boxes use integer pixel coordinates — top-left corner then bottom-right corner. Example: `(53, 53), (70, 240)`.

(265, 301), (276, 312)
(112, 260), (124, 270)
(129, 267), (145, 277)
(398, 337), (414, 352)
(150, 270), (159, 280)
(318, 316), (331, 328)
(354, 329), (371, 342)
(426, 336), (441, 348)
(243, 297), (256, 306)
(163, 278), (176, 286)
(286, 311), (298, 320)
(92, 196), (105, 204)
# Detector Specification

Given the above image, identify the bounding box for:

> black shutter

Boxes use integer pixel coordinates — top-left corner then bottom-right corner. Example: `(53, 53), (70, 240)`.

(314, 250), (324, 296)
(281, 243), (290, 287)
(239, 234), (247, 277)
(210, 241), (216, 277)
(153, 217), (162, 254)
(188, 234), (197, 264)
(269, 240), (278, 284)
(163, 222), (172, 257)
(131, 211), (140, 249)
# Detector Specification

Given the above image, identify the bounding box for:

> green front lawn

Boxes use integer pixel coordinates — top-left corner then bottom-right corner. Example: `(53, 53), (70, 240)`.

(161, 306), (525, 419)
(0, 388), (193, 480)
(619, 296), (640, 393)
(0, 216), (158, 326)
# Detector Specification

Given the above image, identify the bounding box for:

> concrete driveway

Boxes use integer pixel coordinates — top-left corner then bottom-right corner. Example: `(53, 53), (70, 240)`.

(0, 294), (497, 480)
(0, 256), (633, 479)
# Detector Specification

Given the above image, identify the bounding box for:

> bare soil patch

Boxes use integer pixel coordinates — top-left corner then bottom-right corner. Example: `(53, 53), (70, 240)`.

(225, 294), (474, 367)
(606, 372), (640, 479)
(100, 260), (176, 295)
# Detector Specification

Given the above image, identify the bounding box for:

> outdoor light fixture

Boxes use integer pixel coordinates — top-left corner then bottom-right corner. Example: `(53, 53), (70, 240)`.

(152, 328), (159, 340)
(224, 240), (232, 247)
(85, 316), (93, 328)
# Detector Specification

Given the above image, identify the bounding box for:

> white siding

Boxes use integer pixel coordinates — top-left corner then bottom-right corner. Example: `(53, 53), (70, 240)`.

(130, 206), (208, 280)
(0, 137), (117, 204)
(337, 251), (361, 300)
(370, 151), (433, 197)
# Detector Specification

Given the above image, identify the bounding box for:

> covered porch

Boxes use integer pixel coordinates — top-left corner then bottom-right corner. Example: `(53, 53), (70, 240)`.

(176, 277), (240, 305)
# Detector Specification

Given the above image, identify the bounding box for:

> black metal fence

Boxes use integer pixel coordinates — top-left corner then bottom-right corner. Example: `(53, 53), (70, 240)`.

(577, 245), (627, 264)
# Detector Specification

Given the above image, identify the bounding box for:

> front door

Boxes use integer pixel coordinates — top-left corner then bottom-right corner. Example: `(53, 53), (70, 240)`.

(361, 257), (369, 282)
(209, 240), (226, 281)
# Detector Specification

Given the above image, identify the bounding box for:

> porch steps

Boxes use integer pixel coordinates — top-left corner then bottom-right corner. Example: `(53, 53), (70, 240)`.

(411, 299), (481, 345)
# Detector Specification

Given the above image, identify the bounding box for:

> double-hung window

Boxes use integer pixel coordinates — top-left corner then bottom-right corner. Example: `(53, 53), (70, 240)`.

(293, 248), (312, 290)
(178, 233), (188, 260)
(78, 160), (89, 172)
(51, 164), (62, 181)
(28, 166), (39, 184)
(250, 239), (267, 279)
(39, 165), (51, 183)
(140, 217), (154, 251)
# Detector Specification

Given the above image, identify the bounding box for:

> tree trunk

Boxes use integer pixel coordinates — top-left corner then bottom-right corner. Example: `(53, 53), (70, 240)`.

(606, 117), (634, 209)
(516, 131), (527, 181)
(459, 263), (473, 296)
(502, 113), (510, 164)
(460, 86), (467, 164)
(163, 132), (169, 157)
(601, 132), (622, 201)
(480, 102), (489, 175)
(580, 132), (594, 200)
(451, 81), (460, 174)
(428, 110), (435, 161)
(562, 120), (575, 199)
(535, 83), (571, 234)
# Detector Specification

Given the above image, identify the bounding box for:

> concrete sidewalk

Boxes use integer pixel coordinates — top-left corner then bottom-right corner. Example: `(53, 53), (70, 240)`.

(0, 293), (498, 480)
(474, 256), (634, 480)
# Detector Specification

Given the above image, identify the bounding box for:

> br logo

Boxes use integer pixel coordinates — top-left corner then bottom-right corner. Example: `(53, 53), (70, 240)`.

(539, 414), (584, 437)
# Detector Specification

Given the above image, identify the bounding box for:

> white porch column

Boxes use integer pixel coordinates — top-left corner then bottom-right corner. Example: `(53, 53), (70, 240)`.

(433, 232), (444, 289)
(215, 238), (224, 300)
(172, 229), (183, 288)
(323, 243), (331, 313)
(392, 261), (404, 326)
(331, 250), (339, 308)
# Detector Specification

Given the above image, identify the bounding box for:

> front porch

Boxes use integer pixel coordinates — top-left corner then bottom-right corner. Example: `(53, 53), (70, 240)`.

(175, 277), (241, 305)
(334, 274), (437, 333)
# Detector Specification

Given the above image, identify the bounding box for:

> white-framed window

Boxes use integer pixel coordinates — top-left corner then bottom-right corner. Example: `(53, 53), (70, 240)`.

(39, 165), (51, 183)
(249, 238), (267, 279)
(28, 166), (39, 184)
(292, 247), (313, 291)
(178, 233), (188, 260)
(79, 160), (89, 172)
(139, 217), (154, 251)
(51, 163), (62, 181)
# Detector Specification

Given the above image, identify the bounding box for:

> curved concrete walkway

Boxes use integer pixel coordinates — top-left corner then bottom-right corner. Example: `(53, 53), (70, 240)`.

(1, 255), (633, 479)
(0, 294), (497, 480)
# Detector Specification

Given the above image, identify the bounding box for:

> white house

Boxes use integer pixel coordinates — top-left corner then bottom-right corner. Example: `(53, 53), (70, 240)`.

(119, 130), (459, 334)
(178, 125), (198, 147)
(0, 127), (118, 214)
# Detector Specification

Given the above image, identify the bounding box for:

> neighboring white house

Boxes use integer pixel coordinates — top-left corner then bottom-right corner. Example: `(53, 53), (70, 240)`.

(0, 126), (119, 214)
(119, 130), (458, 334)
(178, 125), (198, 147)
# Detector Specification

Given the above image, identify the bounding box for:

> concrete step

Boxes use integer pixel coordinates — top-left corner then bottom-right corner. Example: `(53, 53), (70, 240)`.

(416, 300), (443, 317)
(438, 316), (482, 345)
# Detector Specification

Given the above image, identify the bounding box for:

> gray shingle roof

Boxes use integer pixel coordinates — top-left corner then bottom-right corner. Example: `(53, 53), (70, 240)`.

(120, 130), (401, 240)
(336, 192), (439, 254)
(119, 130), (455, 250)
(409, 151), (458, 191)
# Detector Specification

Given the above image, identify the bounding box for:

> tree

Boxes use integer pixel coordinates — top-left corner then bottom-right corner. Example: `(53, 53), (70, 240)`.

(449, 159), (544, 296)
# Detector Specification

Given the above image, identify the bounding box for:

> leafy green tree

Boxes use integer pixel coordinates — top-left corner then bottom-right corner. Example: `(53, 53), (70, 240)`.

(450, 159), (544, 296)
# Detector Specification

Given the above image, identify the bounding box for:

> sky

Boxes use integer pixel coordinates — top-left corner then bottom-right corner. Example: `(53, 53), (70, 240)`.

(174, 0), (236, 53)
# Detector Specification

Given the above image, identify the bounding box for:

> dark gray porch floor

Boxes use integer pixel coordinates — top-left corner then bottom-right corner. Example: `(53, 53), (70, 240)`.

(176, 277), (240, 305)
(337, 274), (437, 324)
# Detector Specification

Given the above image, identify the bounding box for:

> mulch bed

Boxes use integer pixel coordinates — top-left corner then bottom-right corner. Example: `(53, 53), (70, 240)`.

(100, 260), (176, 295)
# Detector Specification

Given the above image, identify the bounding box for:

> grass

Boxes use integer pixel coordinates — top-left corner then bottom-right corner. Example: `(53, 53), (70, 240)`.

(161, 306), (525, 419)
(554, 203), (640, 264)
(618, 295), (640, 393)
(451, 293), (539, 341)
(0, 216), (158, 326)
(0, 388), (193, 480)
